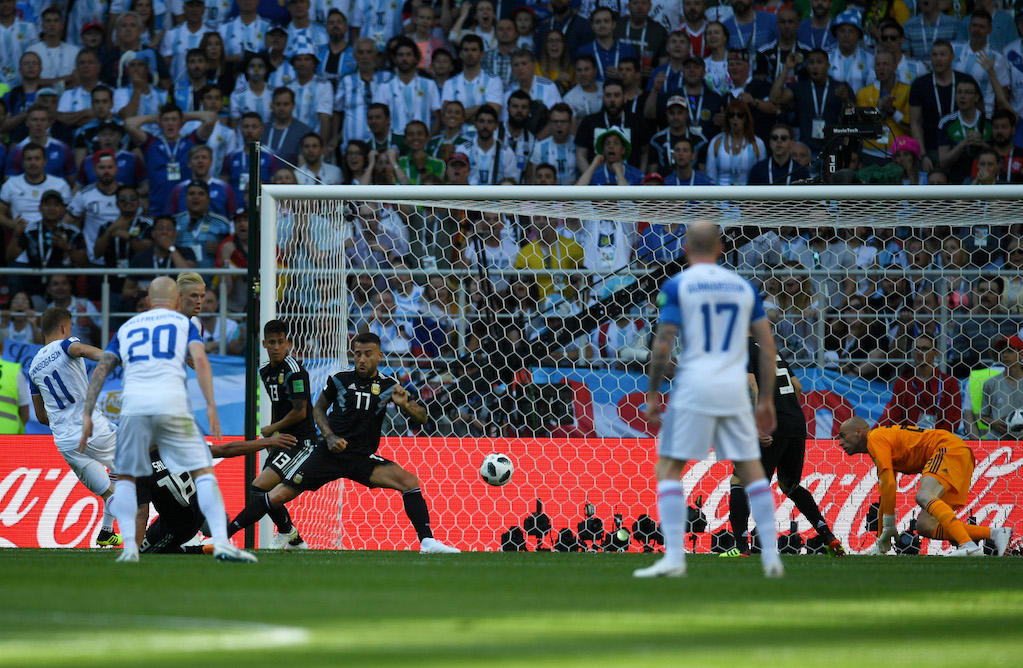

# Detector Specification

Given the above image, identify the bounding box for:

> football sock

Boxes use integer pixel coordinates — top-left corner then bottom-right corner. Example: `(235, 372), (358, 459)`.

(402, 488), (434, 540)
(965, 524), (991, 542)
(101, 498), (115, 532)
(786, 484), (828, 535)
(746, 478), (779, 564)
(657, 479), (687, 565)
(194, 474), (229, 545)
(110, 480), (138, 550)
(251, 484), (293, 533)
(923, 498), (971, 546)
(728, 483), (750, 553)
(228, 493), (273, 537)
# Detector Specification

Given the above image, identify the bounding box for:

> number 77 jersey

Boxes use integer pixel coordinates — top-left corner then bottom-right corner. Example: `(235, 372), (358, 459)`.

(657, 262), (764, 416)
(106, 308), (203, 416)
(29, 337), (116, 450)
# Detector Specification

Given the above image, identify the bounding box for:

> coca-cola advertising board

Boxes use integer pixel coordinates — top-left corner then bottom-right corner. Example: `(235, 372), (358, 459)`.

(5, 436), (1018, 553)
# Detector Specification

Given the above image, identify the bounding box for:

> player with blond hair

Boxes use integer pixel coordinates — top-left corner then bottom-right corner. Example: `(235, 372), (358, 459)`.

(837, 418), (1013, 556)
(176, 271), (206, 332)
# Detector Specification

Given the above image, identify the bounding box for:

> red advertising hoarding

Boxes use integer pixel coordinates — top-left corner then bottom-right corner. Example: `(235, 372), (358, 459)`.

(2, 436), (1020, 554)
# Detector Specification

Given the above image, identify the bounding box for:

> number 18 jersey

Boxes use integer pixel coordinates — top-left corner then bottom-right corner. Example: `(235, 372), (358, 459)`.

(657, 262), (765, 416)
(29, 337), (115, 450)
(106, 308), (203, 416)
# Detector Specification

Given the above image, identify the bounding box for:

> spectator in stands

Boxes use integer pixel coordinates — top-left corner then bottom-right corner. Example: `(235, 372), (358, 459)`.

(984, 108), (1023, 183)
(706, 99), (764, 185)
(937, 235), (975, 309)
(526, 102), (576, 184)
(57, 50), (104, 124)
(444, 150), (471, 186)
(701, 21), (730, 97)
(578, 126), (644, 185)
(770, 48), (844, 158)
(721, 0), (777, 55)
(229, 51), (274, 128)
(617, 56), (650, 127)
(679, 0), (710, 57)
(26, 7), (80, 89)
(938, 78), (992, 185)
(161, 0), (210, 85)
(872, 19), (926, 89)
(266, 25), (296, 86)
(1000, 238), (1023, 314)
(578, 7), (637, 83)
(45, 273), (100, 346)
(4, 190), (85, 303)
(949, 277), (1019, 377)
(125, 103), (219, 215)
(724, 48), (777, 141)
(219, 0), (270, 60)
(769, 265), (816, 363)
(199, 289), (244, 355)
(6, 107), (75, 181)
(167, 145), (238, 215)
(756, 8), (807, 85)
(827, 10), (872, 96)
(332, 38), (392, 153)
(123, 214), (194, 303)
(647, 30), (689, 109)
(461, 212), (520, 297)
(536, 0), (594, 64)
(0, 143), (72, 232)
(93, 183), (154, 309)
(449, 0), (497, 50)
(797, 0), (837, 52)
(441, 34), (503, 124)
(575, 79), (649, 173)
(616, 0), (668, 81)
(514, 215), (584, 303)
(288, 47), (333, 140)
(747, 122), (808, 184)
(664, 136), (714, 186)
(102, 10), (170, 89)
(223, 112), (280, 199)
(261, 87), (313, 165)
(467, 105), (519, 185)
(427, 100), (474, 161)
(171, 48), (211, 112)
(537, 29), (574, 95)
(890, 135), (926, 185)
(201, 31), (234, 95)
(374, 37), (441, 136)
(195, 82), (239, 174)
(367, 291), (416, 355)
(347, 201), (410, 270)
(500, 90), (537, 177)
(980, 335), (1023, 439)
(838, 294), (889, 380)
(296, 131), (343, 185)
(215, 207), (250, 315)
(172, 180), (232, 270)
(855, 50), (911, 167)
(952, 9), (1011, 116)
(636, 213), (686, 267)
(902, 0), (959, 63)
(507, 49), (561, 130)
(483, 19), (519, 90)
(341, 139), (371, 184)
(2, 53), (46, 133)
(970, 147), (1004, 184)
(563, 54), (603, 122)
(879, 333), (961, 432)
(1, 291), (43, 344)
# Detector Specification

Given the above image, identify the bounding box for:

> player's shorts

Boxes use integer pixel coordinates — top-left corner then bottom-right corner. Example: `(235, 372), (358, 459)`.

(659, 406), (759, 462)
(922, 444), (976, 509)
(262, 438), (316, 478)
(58, 431), (117, 495)
(280, 439), (395, 491)
(115, 414), (212, 478)
(760, 418), (807, 488)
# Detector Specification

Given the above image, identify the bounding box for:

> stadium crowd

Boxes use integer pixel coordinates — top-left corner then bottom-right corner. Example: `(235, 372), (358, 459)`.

(1, 0), (1022, 440)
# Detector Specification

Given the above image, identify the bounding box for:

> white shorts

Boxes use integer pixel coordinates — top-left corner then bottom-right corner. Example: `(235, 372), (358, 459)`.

(658, 406), (759, 463)
(59, 431), (117, 495)
(115, 414), (212, 478)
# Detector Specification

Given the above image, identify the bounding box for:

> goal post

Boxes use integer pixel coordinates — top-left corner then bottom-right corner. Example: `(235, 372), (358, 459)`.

(258, 183), (1023, 554)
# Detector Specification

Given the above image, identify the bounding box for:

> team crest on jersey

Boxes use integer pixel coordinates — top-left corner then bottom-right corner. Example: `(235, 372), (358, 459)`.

(293, 472), (303, 484)
(278, 372), (285, 384)
(371, 382), (380, 395)
(101, 391), (122, 420)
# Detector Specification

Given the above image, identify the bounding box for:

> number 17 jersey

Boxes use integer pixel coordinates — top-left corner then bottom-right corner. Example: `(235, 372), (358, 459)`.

(321, 368), (400, 456)
(657, 262), (765, 416)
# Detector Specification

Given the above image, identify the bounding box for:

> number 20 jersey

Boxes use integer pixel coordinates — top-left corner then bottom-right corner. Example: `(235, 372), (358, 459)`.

(657, 262), (765, 416)
(106, 308), (203, 416)
(28, 337), (115, 450)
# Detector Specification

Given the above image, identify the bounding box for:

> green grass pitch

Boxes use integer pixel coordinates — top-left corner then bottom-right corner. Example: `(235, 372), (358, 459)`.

(1, 549), (1022, 667)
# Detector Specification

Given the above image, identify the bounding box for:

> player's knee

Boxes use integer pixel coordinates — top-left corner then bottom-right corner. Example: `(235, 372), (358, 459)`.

(914, 489), (935, 508)
(399, 470), (421, 491)
(777, 479), (795, 495)
(269, 485), (297, 506)
(915, 512), (937, 537)
(728, 474), (741, 486)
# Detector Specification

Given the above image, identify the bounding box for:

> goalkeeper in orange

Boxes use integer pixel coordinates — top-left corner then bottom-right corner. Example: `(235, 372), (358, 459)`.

(837, 418), (1013, 556)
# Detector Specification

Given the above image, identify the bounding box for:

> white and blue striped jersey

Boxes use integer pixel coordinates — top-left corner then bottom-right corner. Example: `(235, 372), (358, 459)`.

(441, 71), (505, 111)
(66, 0), (107, 48)
(57, 86), (94, 114)
(285, 23), (330, 58)
(289, 76), (335, 135)
(106, 309), (204, 416)
(953, 42), (1010, 117)
(827, 47), (874, 95)
(373, 74), (441, 135)
(202, 0), (233, 29)
(229, 84), (274, 123)
(218, 15), (270, 58)
(161, 23), (211, 84)
(314, 0), (355, 24)
(467, 141), (520, 185)
(657, 262), (765, 416)
(529, 136), (578, 184)
(180, 120), (238, 178)
(113, 85), (168, 119)
(352, 0), (403, 49)
(29, 338), (116, 450)
(268, 62), (299, 89)
(334, 70), (393, 146)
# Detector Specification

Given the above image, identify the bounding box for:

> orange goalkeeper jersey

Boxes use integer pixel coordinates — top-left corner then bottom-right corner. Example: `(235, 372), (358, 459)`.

(866, 426), (968, 475)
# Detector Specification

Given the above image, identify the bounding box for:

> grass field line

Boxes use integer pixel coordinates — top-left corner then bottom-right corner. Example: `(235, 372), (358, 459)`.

(0, 611), (309, 663)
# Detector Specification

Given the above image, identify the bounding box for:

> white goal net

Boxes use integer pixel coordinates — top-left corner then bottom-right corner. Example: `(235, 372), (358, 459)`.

(260, 184), (1023, 555)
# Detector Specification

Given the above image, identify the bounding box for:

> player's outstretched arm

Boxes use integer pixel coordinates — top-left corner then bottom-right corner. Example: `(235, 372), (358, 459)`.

(871, 468), (900, 554)
(210, 432), (297, 458)
(78, 352), (120, 452)
(391, 385), (427, 424)
(645, 322), (678, 427)
(66, 341), (106, 363)
(189, 340), (222, 440)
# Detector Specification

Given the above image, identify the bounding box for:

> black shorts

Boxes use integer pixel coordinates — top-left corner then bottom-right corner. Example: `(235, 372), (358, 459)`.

(760, 420), (807, 488)
(262, 438), (317, 478)
(281, 439), (395, 492)
(140, 515), (204, 554)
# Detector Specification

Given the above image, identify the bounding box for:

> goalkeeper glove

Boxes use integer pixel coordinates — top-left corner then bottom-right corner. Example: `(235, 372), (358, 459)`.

(872, 514), (898, 555)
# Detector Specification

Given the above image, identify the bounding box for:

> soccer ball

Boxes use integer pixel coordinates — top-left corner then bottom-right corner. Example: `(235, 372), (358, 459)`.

(1006, 410), (1023, 436)
(480, 453), (514, 486)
